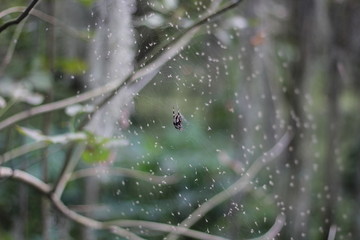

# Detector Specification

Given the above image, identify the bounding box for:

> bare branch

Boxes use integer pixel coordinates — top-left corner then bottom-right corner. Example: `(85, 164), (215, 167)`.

(70, 167), (180, 185)
(166, 132), (292, 240)
(0, 7), (87, 39)
(108, 226), (146, 240)
(0, 141), (48, 164)
(108, 219), (229, 240)
(0, 166), (229, 240)
(0, 19), (26, 75)
(0, 0), (244, 131)
(0, 83), (115, 131)
(0, 166), (51, 193)
(50, 195), (145, 240)
(327, 225), (337, 240)
(248, 214), (285, 240)
(53, 144), (85, 197)
(0, 0), (40, 33)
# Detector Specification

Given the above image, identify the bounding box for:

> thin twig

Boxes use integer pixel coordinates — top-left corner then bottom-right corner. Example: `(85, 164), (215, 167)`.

(0, 0), (40, 33)
(0, 20), (26, 75)
(0, 166), (228, 240)
(247, 214), (285, 240)
(53, 144), (85, 197)
(0, 0), (243, 131)
(138, 0), (242, 67)
(0, 166), (51, 192)
(107, 226), (145, 240)
(0, 7), (87, 40)
(166, 132), (292, 240)
(70, 167), (180, 185)
(327, 225), (337, 240)
(50, 195), (145, 240)
(108, 219), (229, 240)
(0, 82), (116, 131)
(0, 141), (48, 164)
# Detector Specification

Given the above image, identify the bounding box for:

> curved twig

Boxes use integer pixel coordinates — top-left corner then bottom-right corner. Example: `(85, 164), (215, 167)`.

(108, 219), (229, 240)
(53, 144), (85, 197)
(0, 166), (50, 192)
(70, 167), (180, 185)
(166, 132), (292, 240)
(0, 141), (48, 164)
(0, 0), (40, 33)
(0, 19), (26, 75)
(0, 7), (87, 39)
(247, 214), (285, 240)
(0, 0), (244, 131)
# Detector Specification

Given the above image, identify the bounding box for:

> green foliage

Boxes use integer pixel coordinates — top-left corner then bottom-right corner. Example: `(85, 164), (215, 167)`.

(56, 58), (88, 75)
(82, 132), (111, 163)
(17, 126), (127, 165)
(78, 0), (97, 7)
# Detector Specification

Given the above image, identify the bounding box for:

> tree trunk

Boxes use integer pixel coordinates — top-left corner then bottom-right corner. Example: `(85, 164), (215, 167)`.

(81, 0), (135, 239)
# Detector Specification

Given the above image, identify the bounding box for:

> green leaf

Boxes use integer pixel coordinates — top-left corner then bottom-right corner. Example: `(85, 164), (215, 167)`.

(82, 146), (111, 163)
(78, 0), (96, 7)
(56, 58), (88, 75)
(81, 132), (129, 163)
(82, 132), (111, 163)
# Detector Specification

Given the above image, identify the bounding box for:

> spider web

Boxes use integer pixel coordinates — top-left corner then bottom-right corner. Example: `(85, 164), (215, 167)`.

(108, 8), (280, 238)
(80, 0), (350, 239)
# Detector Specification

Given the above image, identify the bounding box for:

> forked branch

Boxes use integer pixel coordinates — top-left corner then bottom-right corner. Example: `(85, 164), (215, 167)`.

(0, 167), (145, 240)
(0, 166), (233, 240)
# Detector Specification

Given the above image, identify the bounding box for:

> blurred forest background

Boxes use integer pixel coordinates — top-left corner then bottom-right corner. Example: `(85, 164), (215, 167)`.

(0, 0), (359, 239)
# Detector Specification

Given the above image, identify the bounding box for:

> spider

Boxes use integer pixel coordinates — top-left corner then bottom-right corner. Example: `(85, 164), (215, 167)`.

(172, 108), (183, 130)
